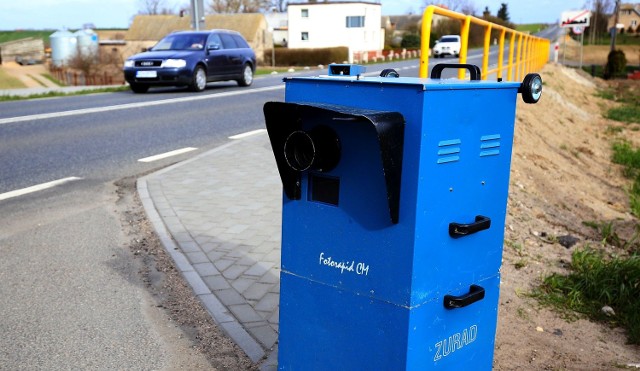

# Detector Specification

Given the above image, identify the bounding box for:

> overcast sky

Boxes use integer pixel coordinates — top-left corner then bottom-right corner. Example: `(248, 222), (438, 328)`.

(1, 0), (590, 30)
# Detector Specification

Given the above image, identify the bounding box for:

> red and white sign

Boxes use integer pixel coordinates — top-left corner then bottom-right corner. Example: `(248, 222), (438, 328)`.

(560, 10), (591, 28)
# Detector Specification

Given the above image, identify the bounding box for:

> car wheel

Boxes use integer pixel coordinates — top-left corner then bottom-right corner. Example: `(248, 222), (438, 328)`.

(190, 65), (207, 92)
(130, 83), (149, 93)
(237, 64), (253, 87)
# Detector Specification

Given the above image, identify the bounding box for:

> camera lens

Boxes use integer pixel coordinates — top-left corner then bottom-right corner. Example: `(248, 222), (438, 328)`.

(284, 131), (316, 171)
(283, 126), (340, 172)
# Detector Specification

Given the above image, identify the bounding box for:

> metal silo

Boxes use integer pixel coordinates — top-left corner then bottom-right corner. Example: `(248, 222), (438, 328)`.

(74, 29), (99, 56)
(50, 30), (76, 67)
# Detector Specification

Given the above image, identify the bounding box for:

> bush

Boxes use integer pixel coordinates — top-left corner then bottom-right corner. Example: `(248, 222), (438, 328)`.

(264, 47), (349, 67)
(604, 49), (627, 79)
(401, 34), (420, 48)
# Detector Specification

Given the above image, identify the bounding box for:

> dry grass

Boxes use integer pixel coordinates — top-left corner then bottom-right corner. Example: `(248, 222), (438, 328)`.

(0, 67), (27, 89)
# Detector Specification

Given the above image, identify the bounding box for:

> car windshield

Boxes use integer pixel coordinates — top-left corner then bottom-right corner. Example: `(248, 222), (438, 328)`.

(440, 37), (459, 43)
(152, 34), (207, 51)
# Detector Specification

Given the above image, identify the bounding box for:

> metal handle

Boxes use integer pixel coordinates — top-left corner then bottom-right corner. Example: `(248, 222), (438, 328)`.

(444, 285), (485, 309)
(449, 215), (491, 238)
(430, 63), (481, 80)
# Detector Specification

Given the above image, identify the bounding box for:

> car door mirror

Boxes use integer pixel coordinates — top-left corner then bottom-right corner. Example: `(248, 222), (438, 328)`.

(207, 43), (221, 51)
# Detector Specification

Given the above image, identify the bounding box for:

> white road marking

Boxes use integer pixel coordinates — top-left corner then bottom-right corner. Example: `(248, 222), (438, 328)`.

(138, 147), (198, 163)
(229, 129), (267, 139)
(0, 85), (285, 126)
(0, 177), (82, 202)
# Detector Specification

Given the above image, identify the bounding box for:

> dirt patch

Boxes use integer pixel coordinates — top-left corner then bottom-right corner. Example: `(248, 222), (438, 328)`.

(0, 61), (57, 88)
(115, 176), (257, 371)
(493, 63), (640, 369)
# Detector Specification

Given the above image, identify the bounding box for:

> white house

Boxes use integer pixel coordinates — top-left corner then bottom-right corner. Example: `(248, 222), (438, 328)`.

(287, 1), (384, 61)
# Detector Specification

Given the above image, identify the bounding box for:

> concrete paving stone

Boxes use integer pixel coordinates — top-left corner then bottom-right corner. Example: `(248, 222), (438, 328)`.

(216, 233), (241, 242)
(260, 346), (278, 371)
(225, 245), (252, 258)
(222, 264), (250, 280)
(173, 231), (193, 244)
(267, 233), (281, 242)
(254, 292), (279, 313)
(200, 242), (220, 254)
(206, 249), (226, 261)
(228, 304), (265, 323)
(179, 240), (201, 253)
(262, 250), (281, 263)
(230, 231), (256, 243)
(198, 293), (236, 324)
(186, 251), (210, 264)
(182, 271), (210, 296)
(215, 288), (248, 306)
(258, 271), (280, 284)
(268, 307), (279, 325)
(214, 259), (235, 272)
(245, 235), (273, 247)
(226, 224), (250, 234)
(243, 282), (275, 301)
(245, 261), (275, 277)
(235, 254), (258, 267)
(193, 262), (219, 276)
(246, 324), (278, 349)
(202, 275), (232, 291)
(216, 241), (237, 252)
(206, 227), (227, 236)
(231, 277), (256, 293)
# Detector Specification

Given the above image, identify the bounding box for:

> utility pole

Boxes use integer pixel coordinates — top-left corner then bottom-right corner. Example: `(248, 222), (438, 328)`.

(610, 0), (620, 52)
(190, 0), (205, 30)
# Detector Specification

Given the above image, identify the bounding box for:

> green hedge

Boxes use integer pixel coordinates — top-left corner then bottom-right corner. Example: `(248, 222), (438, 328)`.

(263, 47), (349, 67)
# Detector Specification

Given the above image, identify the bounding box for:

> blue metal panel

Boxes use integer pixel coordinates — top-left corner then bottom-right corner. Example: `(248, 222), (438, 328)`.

(278, 272), (500, 370)
(270, 70), (521, 370)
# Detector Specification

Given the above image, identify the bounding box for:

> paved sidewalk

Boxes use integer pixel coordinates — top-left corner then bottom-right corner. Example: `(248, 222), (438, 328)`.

(138, 131), (281, 369)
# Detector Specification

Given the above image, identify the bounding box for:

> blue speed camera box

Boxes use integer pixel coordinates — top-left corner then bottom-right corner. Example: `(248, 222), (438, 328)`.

(263, 64), (540, 370)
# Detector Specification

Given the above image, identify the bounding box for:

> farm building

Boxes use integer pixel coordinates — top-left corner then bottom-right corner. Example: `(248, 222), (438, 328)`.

(0, 37), (44, 65)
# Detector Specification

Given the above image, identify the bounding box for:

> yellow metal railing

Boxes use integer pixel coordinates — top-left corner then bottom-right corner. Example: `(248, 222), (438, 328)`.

(420, 5), (550, 81)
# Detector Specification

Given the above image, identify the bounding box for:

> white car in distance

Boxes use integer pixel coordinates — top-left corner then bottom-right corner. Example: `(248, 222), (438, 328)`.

(432, 35), (461, 58)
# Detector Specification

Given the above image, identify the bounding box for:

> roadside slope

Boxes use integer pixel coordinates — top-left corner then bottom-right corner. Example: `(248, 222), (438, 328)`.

(494, 63), (640, 369)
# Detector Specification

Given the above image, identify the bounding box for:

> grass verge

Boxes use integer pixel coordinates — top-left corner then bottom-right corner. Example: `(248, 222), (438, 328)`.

(533, 248), (640, 345)
(0, 86), (130, 102)
(0, 68), (27, 89)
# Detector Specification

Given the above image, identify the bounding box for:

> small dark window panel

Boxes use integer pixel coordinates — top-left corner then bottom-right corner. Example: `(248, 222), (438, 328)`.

(309, 174), (340, 206)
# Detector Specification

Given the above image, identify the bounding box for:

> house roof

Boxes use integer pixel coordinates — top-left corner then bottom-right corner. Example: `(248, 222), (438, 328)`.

(125, 13), (265, 42)
(387, 15), (422, 30)
(287, 1), (381, 7)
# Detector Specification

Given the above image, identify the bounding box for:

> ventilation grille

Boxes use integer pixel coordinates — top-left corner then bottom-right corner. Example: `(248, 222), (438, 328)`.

(437, 139), (461, 164)
(480, 134), (500, 157)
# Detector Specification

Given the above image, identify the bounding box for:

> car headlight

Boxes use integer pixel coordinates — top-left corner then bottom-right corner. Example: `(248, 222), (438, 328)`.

(163, 59), (187, 68)
(124, 60), (134, 68)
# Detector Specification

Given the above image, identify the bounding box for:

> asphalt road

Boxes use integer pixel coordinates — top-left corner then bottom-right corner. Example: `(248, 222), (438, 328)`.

(0, 53), (515, 369)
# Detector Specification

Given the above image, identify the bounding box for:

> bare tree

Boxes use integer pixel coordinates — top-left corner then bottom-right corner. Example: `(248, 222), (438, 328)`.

(209, 0), (270, 13)
(138, 0), (176, 14)
(584, 0), (614, 44)
(272, 0), (287, 12)
(424, 0), (477, 15)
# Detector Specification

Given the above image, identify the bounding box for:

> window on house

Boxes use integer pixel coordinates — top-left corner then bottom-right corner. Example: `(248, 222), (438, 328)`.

(301, 32), (309, 41)
(346, 16), (365, 28)
(301, 9), (309, 17)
